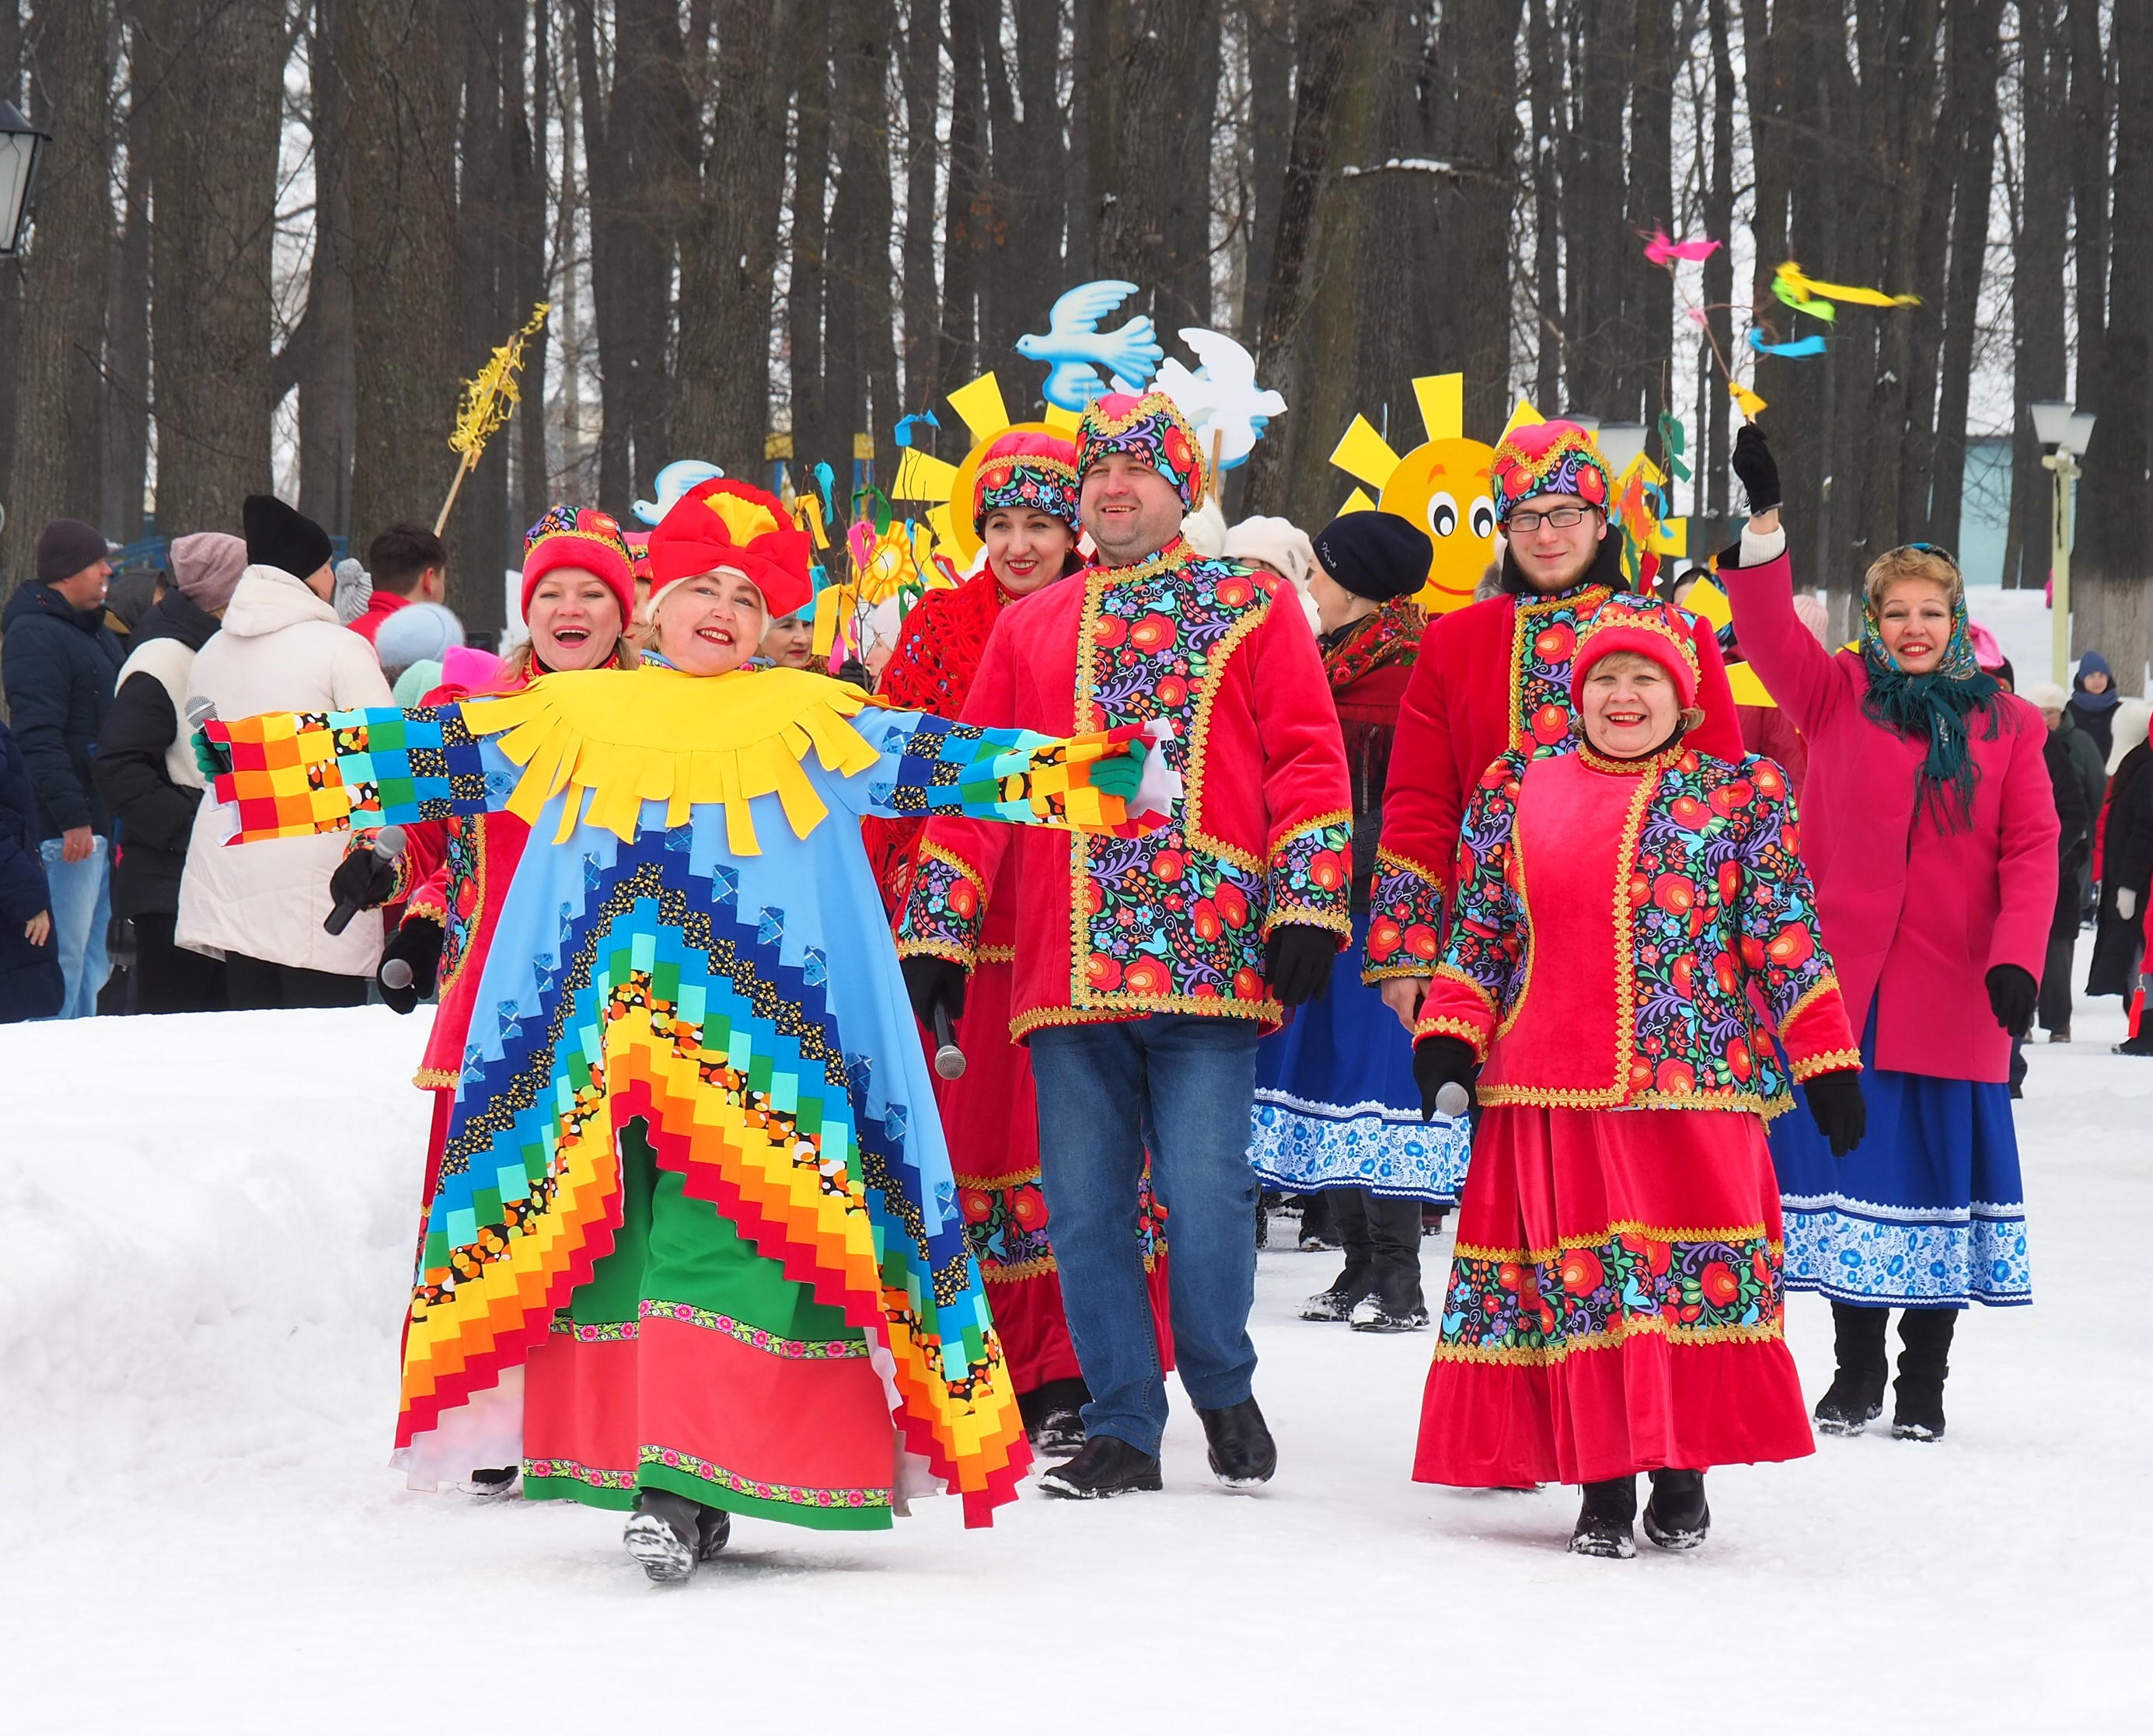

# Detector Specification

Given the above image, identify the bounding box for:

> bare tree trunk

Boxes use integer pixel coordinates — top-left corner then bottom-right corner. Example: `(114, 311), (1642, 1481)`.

(100, 111), (148, 542)
(1926, 0), (2004, 553)
(1093, 0), (1216, 329)
(788, 0), (833, 476)
(1241, 0), (1290, 351)
(896, 0), (939, 415)
(1625, 0), (1674, 431)
(1563, 0), (1631, 417)
(3, 0), (112, 589)
(2067, 0), (2107, 406)
(337, 0), (458, 553)
(1432, 0), (1525, 439)
(296, 0), (356, 536)
(823, 0), (895, 483)
(0, 0), (20, 514)
(2005, 0), (2068, 593)
(2077, 0), (2151, 682)
(1527, 0), (1562, 413)
(1704, 0), (1735, 517)
(513, 0), (549, 533)
(675, 0), (788, 474)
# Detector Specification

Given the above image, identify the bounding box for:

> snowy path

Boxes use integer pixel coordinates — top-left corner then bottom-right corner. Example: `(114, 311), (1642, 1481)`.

(3, 1001), (2148, 1732)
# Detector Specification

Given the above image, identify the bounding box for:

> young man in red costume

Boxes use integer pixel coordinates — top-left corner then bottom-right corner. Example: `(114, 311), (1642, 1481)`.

(898, 390), (1351, 1498)
(1366, 420), (1744, 1028)
(869, 430), (1171, 1455)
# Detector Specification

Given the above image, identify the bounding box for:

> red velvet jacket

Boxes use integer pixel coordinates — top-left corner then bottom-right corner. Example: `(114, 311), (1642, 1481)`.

(1417, 743), (1858, 1115)
(1366, 579), (1743, 979)
(896, 536), (1352, 1037)
(1722, 542), (2057, 1082)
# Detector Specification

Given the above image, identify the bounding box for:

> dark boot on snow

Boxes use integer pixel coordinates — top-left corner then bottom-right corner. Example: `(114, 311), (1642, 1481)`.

(1642, 1469), (1711, 1550)
(1891, 1308), (1956, 1441)
(1815, 1302), (1889, 1435)
(1020, 1376), (1091, 1455)
(625, 1488), (719, 1584)
(1038, 1434), (1163, 1499)
(1569, 1476), (1638, 1559)
(1197, 1396), (1278, 1487)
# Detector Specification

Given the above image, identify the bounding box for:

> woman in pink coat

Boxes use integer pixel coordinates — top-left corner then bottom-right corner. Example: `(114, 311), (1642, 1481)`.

(1722, 427), (2057, 1445)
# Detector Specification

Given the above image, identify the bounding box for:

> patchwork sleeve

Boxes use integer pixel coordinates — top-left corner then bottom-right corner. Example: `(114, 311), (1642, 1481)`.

(1735, 778), (1859, 1079)
(1414, 755), (1528, 1058)
(1365, 619), (1455, 980)
(839, 707), (1177, 834)
(201, 706), (509, 841)
(896, 627), (1020, 971)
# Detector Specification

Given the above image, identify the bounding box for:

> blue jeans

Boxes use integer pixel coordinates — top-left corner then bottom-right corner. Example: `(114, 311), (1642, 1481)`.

(1028, 1013), (1261, 1455)
(40, 836), (110, 1019)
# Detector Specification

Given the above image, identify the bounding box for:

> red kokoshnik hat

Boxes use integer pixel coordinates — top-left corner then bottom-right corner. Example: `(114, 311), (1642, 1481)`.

(973, 430), (1081, 533)
(521, 505), (637, 626)
(1490, 420), (1617, 528)
(646, 477), (814, 619)
(1568, 594), (1701, 712)
(1076, 390), (1206, 511)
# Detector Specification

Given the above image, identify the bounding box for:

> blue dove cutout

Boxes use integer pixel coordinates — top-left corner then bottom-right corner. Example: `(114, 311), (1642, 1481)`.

(1016, 281), (1167, 411)
(632, 458), (726, 526)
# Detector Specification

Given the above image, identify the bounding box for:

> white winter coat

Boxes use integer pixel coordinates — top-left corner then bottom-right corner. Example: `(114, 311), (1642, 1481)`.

(177, 565), (393, 971)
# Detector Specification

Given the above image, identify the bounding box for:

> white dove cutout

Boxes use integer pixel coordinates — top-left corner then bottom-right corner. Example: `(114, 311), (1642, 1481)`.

(1015, 281), (1166, 412)
(1153, 328), (1288, 469)
(631, 458), (726, 527)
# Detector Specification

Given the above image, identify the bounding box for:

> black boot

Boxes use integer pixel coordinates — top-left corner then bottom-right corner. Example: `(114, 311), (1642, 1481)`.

(1038, 1434), (1163, 1499)
(1197, 1396), (1278, 1487)
(1300, 1267), (1366, 1321)
(1349, 1194), (1428, 1330)
(1020, 1375), (1092, 1454)
(1814, 1302), (1890, 1435)
(1642, 1469), (1712, 1550)
(624, 1488), (714, 1584)
(1569, 1476), (1638, 1559)
(1892, 1308), (1957, 1441)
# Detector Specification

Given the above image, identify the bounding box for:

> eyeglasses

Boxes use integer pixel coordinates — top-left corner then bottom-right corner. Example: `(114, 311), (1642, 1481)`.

(1506, 506), (1599, 533)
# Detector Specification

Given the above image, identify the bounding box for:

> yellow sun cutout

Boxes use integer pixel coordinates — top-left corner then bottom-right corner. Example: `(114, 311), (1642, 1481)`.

(890, 371), (1083, 568)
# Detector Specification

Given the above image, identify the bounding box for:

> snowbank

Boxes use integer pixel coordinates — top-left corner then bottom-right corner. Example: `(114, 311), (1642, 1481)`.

(3, 1002), (2150, 1731)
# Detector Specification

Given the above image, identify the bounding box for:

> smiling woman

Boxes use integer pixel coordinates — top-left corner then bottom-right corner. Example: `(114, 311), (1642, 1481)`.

(640, 566), (767, 674)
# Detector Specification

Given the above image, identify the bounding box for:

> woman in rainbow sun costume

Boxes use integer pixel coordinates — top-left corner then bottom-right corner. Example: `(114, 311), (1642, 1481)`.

(198, 478), (1175, 1582)
(1407, 597), (1865, 1560)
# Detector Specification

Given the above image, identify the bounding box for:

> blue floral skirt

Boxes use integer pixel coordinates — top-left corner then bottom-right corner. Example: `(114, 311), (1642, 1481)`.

(1248, 912), (1471, 1203)
(1770, 1005), (2030, 1309)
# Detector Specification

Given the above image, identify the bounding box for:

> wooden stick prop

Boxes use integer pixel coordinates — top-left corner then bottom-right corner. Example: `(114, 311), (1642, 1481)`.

(436, 302), (552, 535)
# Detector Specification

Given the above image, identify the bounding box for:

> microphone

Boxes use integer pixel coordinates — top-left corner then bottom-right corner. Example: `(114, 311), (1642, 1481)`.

(323, 824), (406, 936)
(380, 956), (414, 992)
(184, 695), (218, 729)
(1434, 1081), (1471, 1120)
(931, 1003), (966, 1081)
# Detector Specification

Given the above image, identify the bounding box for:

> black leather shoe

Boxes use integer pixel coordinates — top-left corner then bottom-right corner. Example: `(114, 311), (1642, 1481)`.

(1196, 1396), (1277, 1487)
(1642, 1469), (1711, 1550)
(1038, 1434), (1163, 1499)
(1569, 1476), (1638, 1559)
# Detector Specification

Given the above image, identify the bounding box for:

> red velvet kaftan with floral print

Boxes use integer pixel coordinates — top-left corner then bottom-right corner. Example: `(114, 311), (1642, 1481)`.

(1411, 741), (1853, 1488)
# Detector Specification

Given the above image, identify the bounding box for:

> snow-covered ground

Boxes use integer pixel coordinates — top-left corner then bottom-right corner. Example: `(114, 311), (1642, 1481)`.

(4, 999), (2149, 1732)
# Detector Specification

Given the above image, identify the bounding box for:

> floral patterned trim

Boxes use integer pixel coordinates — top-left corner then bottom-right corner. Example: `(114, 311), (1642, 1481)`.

(1575, 742), (1669, 777)
(1790, 1048), (1863, 1082)
(639, 1444), (892, 1511)
(1011, 993), (1282, 1041)
(1091, 535), (1193, 589)
(523, 1456), (637, 1490)
(1478, 1082), (1788, 1118)
(895, 841), (985, 967)
(1364, 846), (1448, 980)
(1262, 810), (1354, 941)
(645, 1299), (868, 1358)
(1781, 1201), (2030, 1307)
(1178, 608), (1273, 873)
(1437, 1222), (1785, 1365)
(1506, 584), (1612, 755)
(1456, 1217), (1775, 1264)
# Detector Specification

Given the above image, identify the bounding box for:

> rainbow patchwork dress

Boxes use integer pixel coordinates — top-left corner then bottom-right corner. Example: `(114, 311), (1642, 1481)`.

(201, 664), (1167, 1530)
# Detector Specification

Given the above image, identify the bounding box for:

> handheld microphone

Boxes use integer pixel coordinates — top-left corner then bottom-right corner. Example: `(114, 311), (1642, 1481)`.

(323, 824), (407, 936)
(1434, 1081), (1471, 1120)
(183, 695), (218, 729)
(931, 1003), (966, 1081)
(380, 956), (414, 992)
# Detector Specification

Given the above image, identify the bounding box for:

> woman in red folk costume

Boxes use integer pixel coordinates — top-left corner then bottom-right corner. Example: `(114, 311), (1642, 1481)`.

(867, 431), (1167, 1453)
(1408, 598), (1868, 1560)
(331, 505), (638, 1494)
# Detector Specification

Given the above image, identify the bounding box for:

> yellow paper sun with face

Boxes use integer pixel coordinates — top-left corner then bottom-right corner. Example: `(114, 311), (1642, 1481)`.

(1328, 375), (1498, 616)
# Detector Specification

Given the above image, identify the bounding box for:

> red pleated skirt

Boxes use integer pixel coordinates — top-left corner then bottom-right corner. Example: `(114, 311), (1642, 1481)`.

(1414, 1103), (1813, 1489)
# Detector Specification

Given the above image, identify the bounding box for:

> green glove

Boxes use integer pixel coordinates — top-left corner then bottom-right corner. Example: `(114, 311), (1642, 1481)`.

(192, 727), (231, 781)
(1088, 739), (1149, 802)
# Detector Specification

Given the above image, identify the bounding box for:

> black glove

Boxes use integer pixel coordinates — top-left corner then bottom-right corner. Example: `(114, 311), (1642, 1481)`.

(902, 954), (967, 1029)
(378, 916), (445, 1016)
(1412, 1035), (1478, 1124)
(1731, 424), (1781, 514)
(1985, 963), (2037, 1037)
(835, 657), (874, 692)
(1264, 923), (1336, 1008)
(1802, 1068), (1867, 1159)
(329, 838), (401, 914)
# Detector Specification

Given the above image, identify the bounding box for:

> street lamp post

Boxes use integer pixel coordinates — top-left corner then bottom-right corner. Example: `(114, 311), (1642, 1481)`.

(0, 99), (51, 257)
(2030, 399), (2098, 688)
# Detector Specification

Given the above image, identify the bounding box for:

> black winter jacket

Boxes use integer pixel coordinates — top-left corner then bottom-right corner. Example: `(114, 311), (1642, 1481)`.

(94, 590), (222, 922)
(0, 717), (65, 1021)
(2088, 739), (2153, 996)
(1, 580), (126, 839)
